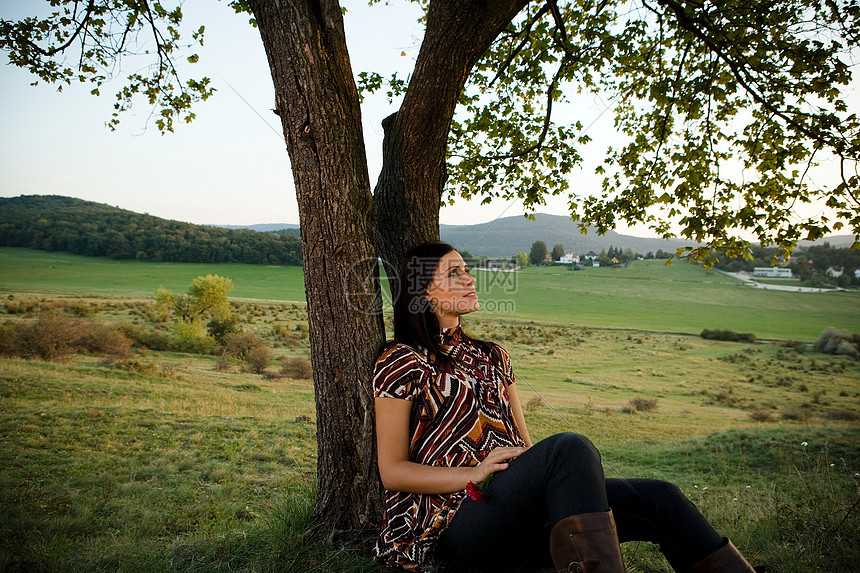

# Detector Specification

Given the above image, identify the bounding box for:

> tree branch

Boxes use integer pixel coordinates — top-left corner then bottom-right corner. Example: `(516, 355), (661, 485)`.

(488, 4), (551, 88)
(41, 0), (96, 57)
(653, 0), (853, 158)
(480, 56), (568, 161)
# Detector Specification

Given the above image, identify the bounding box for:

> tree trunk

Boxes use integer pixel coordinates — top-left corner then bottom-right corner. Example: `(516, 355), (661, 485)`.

(374, 0), (529, 279)
(247, 0), (530, 533)
(249, 0), (385, 531)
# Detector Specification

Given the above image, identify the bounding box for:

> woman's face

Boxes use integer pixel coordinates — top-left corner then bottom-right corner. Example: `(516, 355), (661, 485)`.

(425, 250), (478, 329)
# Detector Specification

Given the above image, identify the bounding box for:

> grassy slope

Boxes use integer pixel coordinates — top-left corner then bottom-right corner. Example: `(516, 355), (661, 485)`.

(0, 247), (307, 302)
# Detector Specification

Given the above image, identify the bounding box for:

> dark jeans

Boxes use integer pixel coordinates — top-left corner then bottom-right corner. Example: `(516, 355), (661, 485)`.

(437, 433), (724, 572)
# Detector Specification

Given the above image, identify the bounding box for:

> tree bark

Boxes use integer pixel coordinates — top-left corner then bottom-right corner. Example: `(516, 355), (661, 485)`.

(249, 0), (385, 531)
(374, 0), (529, 280)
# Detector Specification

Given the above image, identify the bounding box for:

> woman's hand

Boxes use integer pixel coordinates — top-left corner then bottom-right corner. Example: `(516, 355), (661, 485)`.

(471, 446), (525, 483)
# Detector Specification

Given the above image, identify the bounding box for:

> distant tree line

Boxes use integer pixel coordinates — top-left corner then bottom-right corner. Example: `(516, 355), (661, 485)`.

(0, 195), (302, 265)
(714, 243), (860, 287)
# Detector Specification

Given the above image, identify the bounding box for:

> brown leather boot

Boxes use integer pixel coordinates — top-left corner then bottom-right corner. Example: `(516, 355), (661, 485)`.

(692, 538), (756, 573)
(549, 510), (626, 573)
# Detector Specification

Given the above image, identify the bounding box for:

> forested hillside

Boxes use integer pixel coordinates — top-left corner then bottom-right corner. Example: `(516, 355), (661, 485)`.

(0, 195), (302, 265)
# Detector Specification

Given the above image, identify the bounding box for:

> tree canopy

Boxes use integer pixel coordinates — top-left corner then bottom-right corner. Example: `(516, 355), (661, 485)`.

(530, 240), (549, 265)
(155, 273), (234, 325)
(3, 1), (858, 260)
(439, 0), (860, 261)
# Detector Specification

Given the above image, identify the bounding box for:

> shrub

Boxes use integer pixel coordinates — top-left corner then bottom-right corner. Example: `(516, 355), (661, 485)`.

(223, 331), (266, 360)
(524, 395), (544, 411)
(0, 322), (16, 356)
(782, 405), (814, 421)
(748, 407), (774, 422)
(172, 321), (219, 355)
(78, 323), (134, 359)
(245, 345), (273, 374)
(18, 311), (84, 361)
(207, 316), (240, 343)
(813, 327), (860, 357)
(281, 356), (313, 379)
(627, 398), (659, 413)
(778, 339), (806, 353)
(62, 300), (95, 317)
(117, 323), (172, 350)
(215, 356), (232, 371)
(701, 328), (757, 343)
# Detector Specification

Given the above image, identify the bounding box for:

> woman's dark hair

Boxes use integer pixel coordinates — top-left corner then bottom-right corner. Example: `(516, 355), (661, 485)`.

(392, 242), (491, 361)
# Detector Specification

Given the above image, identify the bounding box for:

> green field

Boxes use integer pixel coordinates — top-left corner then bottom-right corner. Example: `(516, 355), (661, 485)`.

(0, 247), (307, 302)
(471, 263), (860, 340)
(3, 247), (859, 340)
(1, 247), (859, 572)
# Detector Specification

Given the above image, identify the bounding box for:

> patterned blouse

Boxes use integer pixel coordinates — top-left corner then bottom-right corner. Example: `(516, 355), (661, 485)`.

(372, 326), (525, 571)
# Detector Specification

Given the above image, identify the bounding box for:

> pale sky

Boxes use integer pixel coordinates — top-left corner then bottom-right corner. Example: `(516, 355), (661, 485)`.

(0, 2), (852, 240)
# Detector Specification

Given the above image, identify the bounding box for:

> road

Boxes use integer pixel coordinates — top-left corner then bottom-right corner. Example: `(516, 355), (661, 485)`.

(714, 269), (836, 293)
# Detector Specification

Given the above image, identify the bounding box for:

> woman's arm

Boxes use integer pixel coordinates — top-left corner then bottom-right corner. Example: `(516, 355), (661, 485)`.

(375, 397), (524, 494)
(507, 383), (533, 447)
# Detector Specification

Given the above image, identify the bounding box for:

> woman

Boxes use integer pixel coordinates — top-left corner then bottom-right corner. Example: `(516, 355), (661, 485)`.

(373, 242), (756, 573)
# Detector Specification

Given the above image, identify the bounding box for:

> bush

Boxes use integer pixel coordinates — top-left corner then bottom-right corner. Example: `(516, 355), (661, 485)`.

(622, 398), (659, 414)
(0, 322), (16, 356)
(18, 311), (84, 361)
(207, 316), (240, 343)
(245, 345), (273, 374)
(78, 323), (134, 359)
(223, 331), (266, 360)
(172, 321), (219, 355)
(281, 356), (313, 380)
(814, 327), (860, 357)
(117, 323), (173, 351)
(748, 407), (774, 422)
(782, 405), (814, 421)
(701, 328), (757, 343)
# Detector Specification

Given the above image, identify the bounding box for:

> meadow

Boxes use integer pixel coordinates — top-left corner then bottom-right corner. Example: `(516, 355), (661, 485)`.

(1, 247), (858, 572)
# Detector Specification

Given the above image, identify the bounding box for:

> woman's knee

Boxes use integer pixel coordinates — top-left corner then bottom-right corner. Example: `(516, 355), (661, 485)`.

(633, 479), (695, 518)
(547, 432), (602, 465)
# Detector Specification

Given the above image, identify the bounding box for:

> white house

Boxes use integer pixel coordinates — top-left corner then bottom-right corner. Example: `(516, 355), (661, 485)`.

(826, 266), (844, 278)
(753, 267), (792, 278)
(559, 251), (579, 264)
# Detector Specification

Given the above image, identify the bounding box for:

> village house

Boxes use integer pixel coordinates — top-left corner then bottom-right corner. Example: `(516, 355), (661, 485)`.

(558, 251), (580, 264)
(753, 267), (793, 278)
(826, 266), (844, 279)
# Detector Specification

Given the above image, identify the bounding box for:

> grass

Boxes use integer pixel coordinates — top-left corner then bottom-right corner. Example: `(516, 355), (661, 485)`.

(470, 262), (860, 340)
(1, 247), (859, 571)
(0, 355), (320, 571)
(0, 247), (307, 302)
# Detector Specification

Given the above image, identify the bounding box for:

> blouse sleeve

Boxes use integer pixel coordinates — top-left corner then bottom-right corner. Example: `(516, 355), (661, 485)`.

(373, 343), (424, 400)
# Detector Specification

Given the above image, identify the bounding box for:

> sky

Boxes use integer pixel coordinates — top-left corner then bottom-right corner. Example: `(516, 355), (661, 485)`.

(0, 2), (853, 239)
(0, 1), (632, 233)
